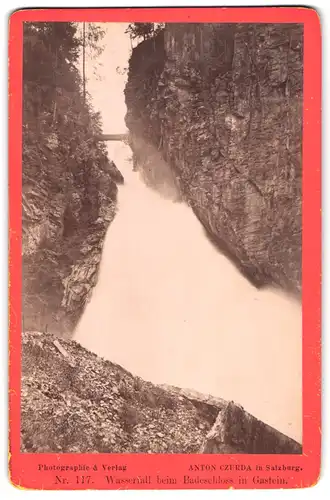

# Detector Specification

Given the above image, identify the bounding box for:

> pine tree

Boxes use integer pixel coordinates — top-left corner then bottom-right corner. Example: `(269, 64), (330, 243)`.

(125, 23), (164, 42)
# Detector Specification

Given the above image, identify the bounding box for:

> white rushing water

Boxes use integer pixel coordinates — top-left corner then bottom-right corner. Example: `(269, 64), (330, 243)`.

(74, 141), (302, 443)
(75, 23), (302, 443)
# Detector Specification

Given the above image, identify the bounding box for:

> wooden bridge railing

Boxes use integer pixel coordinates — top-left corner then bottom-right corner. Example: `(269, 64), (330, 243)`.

(94, 133), (129, 142)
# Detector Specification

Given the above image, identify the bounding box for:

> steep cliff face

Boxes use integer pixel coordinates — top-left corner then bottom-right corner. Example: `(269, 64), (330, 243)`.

(22, 22), (123, 337)
(125, 23), (303, 292)
(22, 143), (120, 337)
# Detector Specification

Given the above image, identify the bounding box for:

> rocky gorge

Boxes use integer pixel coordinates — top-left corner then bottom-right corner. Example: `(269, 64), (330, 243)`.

(22, 22), (123, 337)
(125, 23), (303, 293)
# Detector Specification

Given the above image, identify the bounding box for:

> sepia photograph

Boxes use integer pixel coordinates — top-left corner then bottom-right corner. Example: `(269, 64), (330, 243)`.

(19, 18), (305, 457)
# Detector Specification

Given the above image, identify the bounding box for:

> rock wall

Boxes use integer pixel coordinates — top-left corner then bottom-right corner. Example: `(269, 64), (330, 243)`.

(20, 331), (302, 453)
(22, 152), (122, 337)
(22, 21), (125, 337)
(125, 23), (303, 292)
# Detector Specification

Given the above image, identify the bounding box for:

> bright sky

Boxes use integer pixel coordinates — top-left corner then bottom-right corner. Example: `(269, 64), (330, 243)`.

(84, 23), (131, 134)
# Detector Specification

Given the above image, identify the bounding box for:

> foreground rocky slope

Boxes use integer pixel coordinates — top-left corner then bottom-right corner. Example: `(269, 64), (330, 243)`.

(125, 23), (303, 292)
(21, 331), (302, 454)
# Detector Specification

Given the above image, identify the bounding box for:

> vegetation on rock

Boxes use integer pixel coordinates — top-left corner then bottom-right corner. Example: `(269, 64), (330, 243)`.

(22, 22), (122, 336)
(125, 22), (164, 42)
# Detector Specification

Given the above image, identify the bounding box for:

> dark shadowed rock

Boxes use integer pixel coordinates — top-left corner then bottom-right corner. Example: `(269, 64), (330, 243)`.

(107, 160), (125, 184)
(22, 155), (119, 337)
(21, 331), (302, 454)
(22, 22), (122, 338)
(124, 23), (303, 293)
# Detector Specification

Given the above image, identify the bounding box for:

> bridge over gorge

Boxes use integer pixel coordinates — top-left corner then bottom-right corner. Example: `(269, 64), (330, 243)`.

(95, 133), (129, 142)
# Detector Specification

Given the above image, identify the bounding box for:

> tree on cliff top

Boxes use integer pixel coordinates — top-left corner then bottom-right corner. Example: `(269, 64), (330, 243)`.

(125, 23), (164, 42)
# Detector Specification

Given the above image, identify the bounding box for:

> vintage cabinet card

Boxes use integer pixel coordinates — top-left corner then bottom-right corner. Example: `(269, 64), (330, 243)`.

(8, 6), (321, 490)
